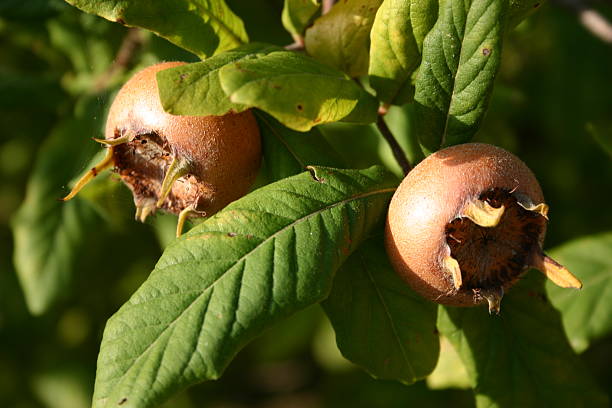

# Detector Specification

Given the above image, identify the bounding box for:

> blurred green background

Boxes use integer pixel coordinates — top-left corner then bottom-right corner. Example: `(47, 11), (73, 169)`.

(1, 0), (610, 407)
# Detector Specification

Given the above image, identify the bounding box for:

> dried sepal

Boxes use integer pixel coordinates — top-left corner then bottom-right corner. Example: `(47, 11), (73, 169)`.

(477, 286), (504, 315)
(62, 146), (115, 201)
(443, 255), (463, 290)
(461, 198), (505, 227)
(515, 193), (549, 219)
(176, 204), (205, 237)
(134, 198), (157, 223)
(93, 133), (133, 147)
(531, 251), (582, 289)
(156, 155), (192, 208)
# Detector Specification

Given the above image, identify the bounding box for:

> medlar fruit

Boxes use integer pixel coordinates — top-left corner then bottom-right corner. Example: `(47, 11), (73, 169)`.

(385, 143), (581, 313)
(64, 62), (261, 234)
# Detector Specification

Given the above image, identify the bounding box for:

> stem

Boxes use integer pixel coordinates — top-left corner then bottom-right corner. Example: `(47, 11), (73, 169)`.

(93, 29), (144, 92)
(554, 0), (612, 44)
(285, 35), (305, 51)
(322, 0), (336, 14)
(376, 115), (412, 176)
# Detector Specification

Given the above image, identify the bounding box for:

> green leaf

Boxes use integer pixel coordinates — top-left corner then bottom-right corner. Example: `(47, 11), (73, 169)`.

(256, 111), (344, 181)
(546, 233), (612, 353)
(323, 235), (439, 383)
(157, 43), (281, 117)
(507, 0), (544, 28)
(426, 336), (470, 390)
(414, 0), (507, 154)
(304, 0), (382, 78)
(368, 0), (437, 105)
(92, 166), (397, 408)
(410, 0), (439, 51)
(438, 273), (609, 408)
(64, 0), (248, 59)
(219, 50), (378, 131)
(11, 111), (102, 315)
(282, 0), (320, 38)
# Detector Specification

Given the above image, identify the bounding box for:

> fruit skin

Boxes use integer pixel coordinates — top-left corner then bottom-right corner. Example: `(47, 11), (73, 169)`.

(385, 143), (544, 307)
(106, 61), (261, 217)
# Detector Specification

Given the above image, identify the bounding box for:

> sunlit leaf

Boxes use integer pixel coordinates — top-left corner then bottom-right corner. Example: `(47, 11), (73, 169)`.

(219, 50), (378, 131)
(92, 166), (397, 408)
(323, 235), (439, 383)
(157, 43), (281, 117)
(368, 0), (436, 105)
(438, 273), (609, 408)
(414, 0), (507, 153)
(64, 0), (248, 59)
(282, 0), (320, 38)
(304, 0), (382, 77)
(546, 233), (612, 353)
(426, 336), (470, 390)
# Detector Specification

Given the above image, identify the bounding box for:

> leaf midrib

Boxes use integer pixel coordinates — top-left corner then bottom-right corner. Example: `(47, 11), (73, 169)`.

(99, 184), (396, 404)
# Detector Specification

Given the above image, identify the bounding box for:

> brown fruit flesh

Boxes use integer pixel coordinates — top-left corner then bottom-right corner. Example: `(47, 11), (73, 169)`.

(106, 61), (261, 217)
(385, 143), (545, 307)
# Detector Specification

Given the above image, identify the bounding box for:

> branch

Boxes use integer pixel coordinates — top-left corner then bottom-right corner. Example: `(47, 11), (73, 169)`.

(554, 0), (612, 44)
(376, 115), (412, 176)
(322, 0), (336, 15)
(93, 29), (145, 92)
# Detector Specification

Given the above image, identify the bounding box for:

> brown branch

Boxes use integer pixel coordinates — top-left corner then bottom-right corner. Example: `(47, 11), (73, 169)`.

(285, 35), (305, 51)
(554, 0), (612, 44)
(376, 115), (412, 176)
(93, 28), (145, 92)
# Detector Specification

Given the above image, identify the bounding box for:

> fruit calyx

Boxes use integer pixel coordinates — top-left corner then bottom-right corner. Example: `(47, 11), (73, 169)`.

(64, 127), (206, 233)
(443, 187), (581, 314)
(62, 62), (261, 236)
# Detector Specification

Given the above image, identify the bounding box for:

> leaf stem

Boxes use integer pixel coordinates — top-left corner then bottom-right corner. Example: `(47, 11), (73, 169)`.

(376, 115), (411, 176)
(322, 0), (336, 14)
(554, 0), (612, 44)
(93, 28), (144, 92)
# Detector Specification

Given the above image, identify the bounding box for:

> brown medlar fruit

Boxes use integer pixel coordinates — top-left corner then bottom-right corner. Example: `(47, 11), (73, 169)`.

(385, 143), (581, 313)
(64, 62), (261, 234)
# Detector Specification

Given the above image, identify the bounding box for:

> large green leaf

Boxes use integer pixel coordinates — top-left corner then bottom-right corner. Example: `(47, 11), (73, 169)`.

(282, 0), (320, 38)
(219, 50), (378, 131)
(92, 166), (397, 408)
(11, 101), (103, 315)
(157, 43), (281, 117)
(414, 0), (507, 154)
(255, 111), (344, 181)
(64, 0), (248, 59)
(304, 0), (382, 78)
(323, 235), (439, 383)
(438, 273), (608, 408)
(368, 0), (437, 105)
(546, 233), (612, 353)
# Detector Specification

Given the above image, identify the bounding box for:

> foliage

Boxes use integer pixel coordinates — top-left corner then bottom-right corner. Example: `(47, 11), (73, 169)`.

(2, 0), (612, 407)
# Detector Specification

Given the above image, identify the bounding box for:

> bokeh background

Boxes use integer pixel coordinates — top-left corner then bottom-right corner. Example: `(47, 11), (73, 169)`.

(1, 0), (611, 407)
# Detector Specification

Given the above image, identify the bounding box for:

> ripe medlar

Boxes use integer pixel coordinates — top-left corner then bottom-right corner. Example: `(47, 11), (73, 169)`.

(385, 143), (581, 313)
(64, 62), (261, 234)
